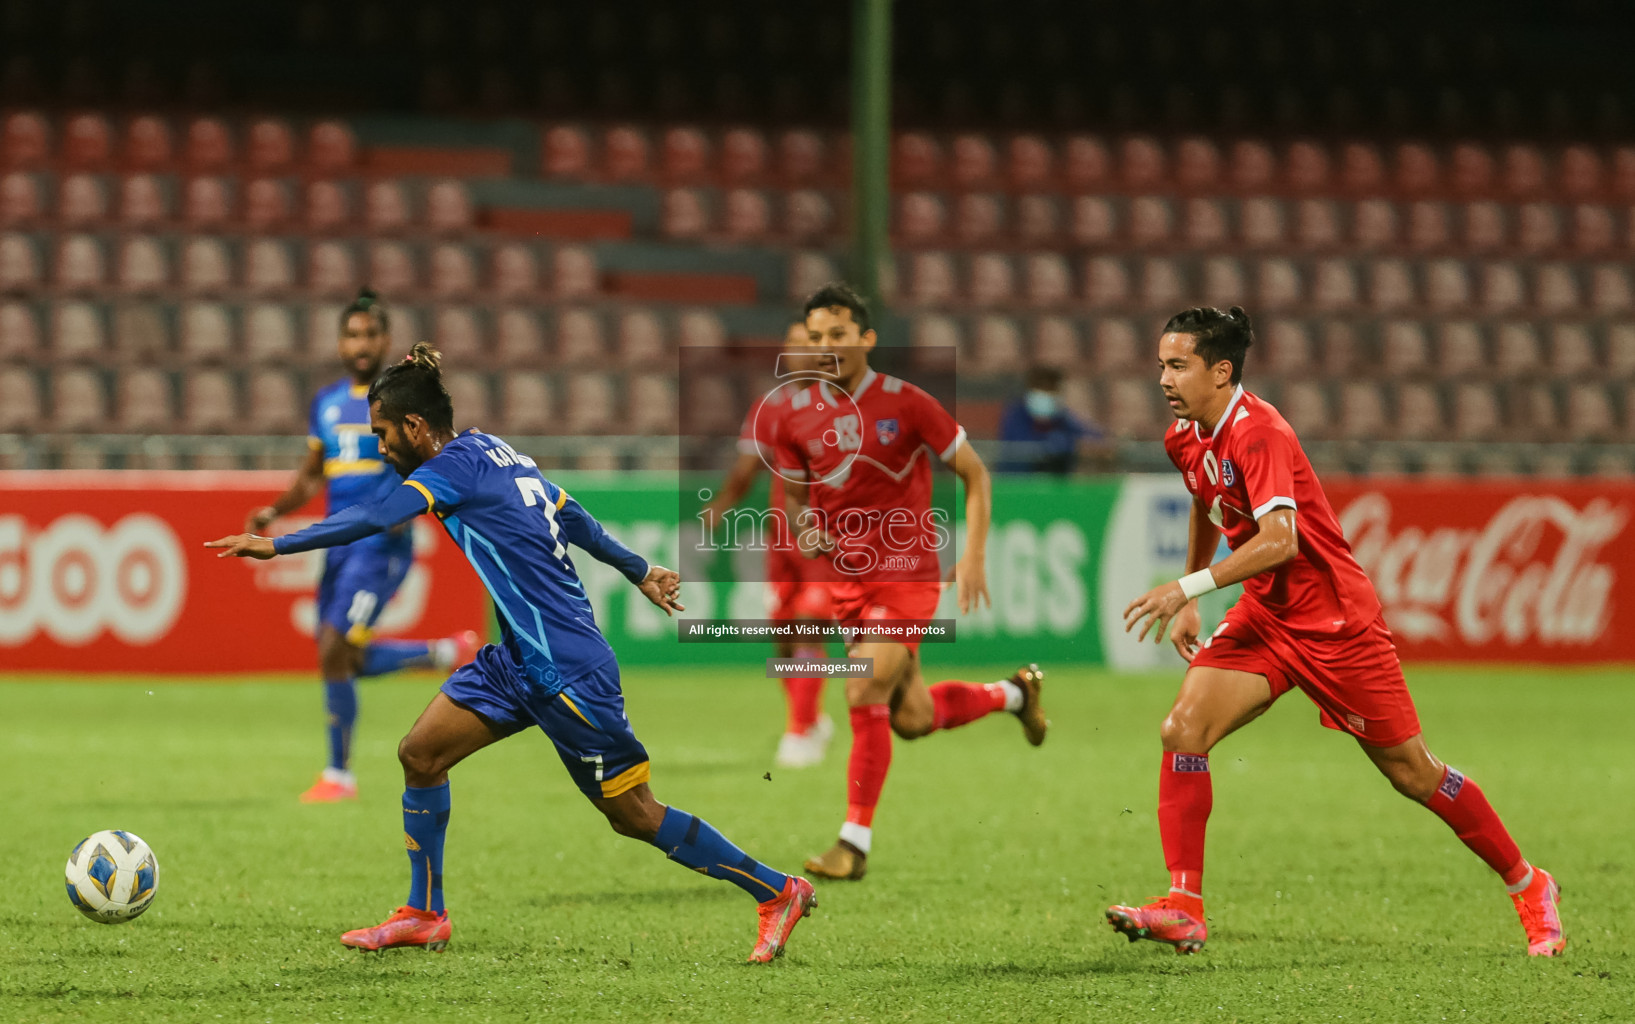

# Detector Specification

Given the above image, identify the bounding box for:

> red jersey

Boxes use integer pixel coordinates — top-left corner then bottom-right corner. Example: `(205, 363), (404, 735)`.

(774, 368), (966, 584)
(1164, 386), (1380, 638)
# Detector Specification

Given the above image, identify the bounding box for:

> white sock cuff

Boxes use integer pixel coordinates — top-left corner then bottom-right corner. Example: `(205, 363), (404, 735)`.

(1169, 885), (1203, 900)
(996, 680), (1024, 713)
(838, 821), (872, 855)
(1505, 864), (1535, 895)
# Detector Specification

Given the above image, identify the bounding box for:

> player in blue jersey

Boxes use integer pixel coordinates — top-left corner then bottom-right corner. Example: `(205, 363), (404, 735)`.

(244, 289), (478, 804)
(209, 344), (818, 963)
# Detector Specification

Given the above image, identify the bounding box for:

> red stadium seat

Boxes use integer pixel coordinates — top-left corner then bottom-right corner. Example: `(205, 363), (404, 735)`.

(1058, 376), (1098, 428)
(950, 134), (998, 190)
(181, 369), (237, 432)
(246, 119), (295, 173)
(1256, 257), (1301, 311)
(1278, 380), (1329, 438)
(50, 367), (108, 431)
(1061, 135), (1111, 192)
(675, 309), (726, 348)
(307, 121), (357, 174)
(1607, 324), (1635, 379)
(1515, 203), (1562, 253)
(897, 192), (946, 243)
(1310, 258), (1359, 311)
(1182, 197), (1228, 248)
(1353, 199), (1398, 249)
(304, 180), (352, 232)
(1591, 264), (1633, 314)
(368, 241), (418, 295)
(788, 251), (839, 302)
(1558, 145), (1603, 199)
(1069, 196), (1117, 246)
(626, 372), (678, 434)
(1380, 320), (1431, 378)
(1016, 195), (1061, 244)
(1229, 140), (1275, 193)
(1175, 137), (1221, 191)
(722, 188), (770, 241)
(1023, 253), (1072, 307)
(1336, 380), (1387, 439)
(1263, 319), (1314, 374)
(1092, 318), (1140, 373)
(1285, 141), (1331, 192)
(1436, 322), (1486, 377)
(1614, 147), (1635, 200)
(562, 372), (617, 434)
(425, 179), (474, 233)
(602, 126), (651, 182)
(55, 234), (106, 291)
(429, 243), (477, 298)
(183, 176), (233, 228)
(542, 125), (592, 179)
(1339, 142), (1386, 195)
(1083, 255), (1131, 307)
(1572, 204), (1615, 253)
(777, 129), (826, 185)
(364, 179), (412, 233)
(0, 300), (40, 360)
(179, 237), (232, 294)
(892, 132), (943, 188)
(493, 308), (545, 367)
(51, 301), (106, 363)
(442, 371), (492, 430)
(0, 366), (42, 430)
(308, 241), (358, 297)
(1141, 256), (1185, 309)
(1393, 143), (1440, 196)
(2, 111), (50, 170)
(1120, 136), (1166, 191)
(1494, 323), (1543, 377)
(115, 235), (168, 293)
(179, 302), (234, 364)
(1451, 382), (1502, 440)
(1006, 135), (1054, 191)
(1406, 201), (1450, 250)
(1201, 256), (1246, 309)
(1128, 196), (1174, 247)
(1105, 378), (1158, 438)
(1534, 263), (1580, 314)
(1368, 260), (1415, 311)
(1240, 197), (1286, 249)
(1565, 383), (1616, 440)
(1547, 324), (1596, 378)
(123, 115), (173, 171)
(1447, 142), (1495, 199)
(490, 243), (540, 299)
(552, 244), (599, 298)
(1502, 145), (1547, 198)
(117, 173), (169, 227)
(1511, 382), (1561, 440)
(245, 369), (304, 433)
(661, 127), (712, 183)
(970, 314), (1023, 373)
(912, 314), (962, 355)
(785, 189), (834, 241)
(905, 251), (956, 306)
(243, 303), (297, 363)
(1294, 199), (1341, 249)
(0, 232), (42, 291)
(243, 178), (291, 229)
(1424, 259), (1470, 310)
(499, 372), (555, 434)
(720, 128), (768, 184)
(244, 238), (294, 294)
(61, 113), (112, 168)
(1479, 262), (1526, 313)
(1032, 316), (1080, 366)
(955, 193), (1004, 244)
(114, 367), (174, 431)
(112, 304), (170, 364)
(433, 306), (486, 363)
(615, 309), (668, 368)
(660, 187), (710, 239)
(554, 307), (605, 366)
(0, 171), (42, 226)
(183, 117), (234, 171)
(1395, 381), (1446, 440)
(57, 172), (109, 226)
(1462, 201), (1507, 251)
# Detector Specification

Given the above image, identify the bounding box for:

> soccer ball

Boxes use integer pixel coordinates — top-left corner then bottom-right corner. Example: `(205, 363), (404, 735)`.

(65, 830), (160, 924)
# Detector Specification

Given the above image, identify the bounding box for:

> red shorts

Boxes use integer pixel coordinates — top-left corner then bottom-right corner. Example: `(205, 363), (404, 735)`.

(1191, 603), (1421, 748)
(830, 581), (944, 653)
(767, 546), (834, 622)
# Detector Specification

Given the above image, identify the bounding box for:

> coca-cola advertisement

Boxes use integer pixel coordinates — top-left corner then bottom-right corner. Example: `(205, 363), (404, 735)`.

(0, 471), (487, 674)
(1327, 481), (1635, 664)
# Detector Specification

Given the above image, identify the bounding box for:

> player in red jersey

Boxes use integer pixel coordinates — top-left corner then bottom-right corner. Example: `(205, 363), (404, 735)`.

(1108, 306), (1564, 957)
(702, 322), (837, 768)
(774, 284), (1049, 880)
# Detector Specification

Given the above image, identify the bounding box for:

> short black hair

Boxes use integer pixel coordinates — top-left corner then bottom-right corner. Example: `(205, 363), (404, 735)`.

(1025, 365), (1063, 391)
(340, 287), (389, 333)
(1163, 306), (1254, 385)
(802, 282), (871, 334)
(368, 342), (454, 432)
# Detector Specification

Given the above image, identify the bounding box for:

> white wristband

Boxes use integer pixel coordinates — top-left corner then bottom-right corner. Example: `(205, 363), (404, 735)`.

(1178, 568), (1218, 600)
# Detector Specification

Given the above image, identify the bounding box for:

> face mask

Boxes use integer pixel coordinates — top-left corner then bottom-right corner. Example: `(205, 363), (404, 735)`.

(1024, 389), (1058, 419)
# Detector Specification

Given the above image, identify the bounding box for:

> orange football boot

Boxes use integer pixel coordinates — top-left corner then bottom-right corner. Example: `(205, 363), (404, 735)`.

(1511, 868), (1566, 956)
(1106, 895), (1208, 954)
(1010, 663), (1049, 746)
(748, 877), (817, 963)
(340, 906), (451, 952)
(299, 773), (358, 803)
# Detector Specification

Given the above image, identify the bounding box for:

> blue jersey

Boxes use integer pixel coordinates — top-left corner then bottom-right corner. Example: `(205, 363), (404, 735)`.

(308, 379), (400, 515)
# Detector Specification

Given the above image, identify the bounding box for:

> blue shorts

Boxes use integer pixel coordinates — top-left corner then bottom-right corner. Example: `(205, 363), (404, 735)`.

(316, 535), (414, 646)
(440, 645), (650, 801)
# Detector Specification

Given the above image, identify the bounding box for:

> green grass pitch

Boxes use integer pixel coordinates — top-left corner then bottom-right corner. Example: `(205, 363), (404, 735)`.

(0, 664), (1629, 1023)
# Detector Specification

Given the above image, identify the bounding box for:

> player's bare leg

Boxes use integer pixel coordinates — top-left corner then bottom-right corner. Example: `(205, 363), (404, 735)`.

(1361, 735), (1564, 956)
(1108, 666), (1272, 954)
(341, 694), (500, 952)
(772, 635), (832, 769)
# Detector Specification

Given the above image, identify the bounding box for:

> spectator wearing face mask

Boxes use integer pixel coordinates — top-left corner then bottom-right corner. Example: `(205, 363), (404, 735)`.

(997, 366), (1104, 474)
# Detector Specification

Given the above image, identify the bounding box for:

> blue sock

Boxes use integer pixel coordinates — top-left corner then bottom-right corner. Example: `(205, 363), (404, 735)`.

(360, 640), (434, 678)
(403, 782), (450, 913)
(652, 806), (789, 903)
(324, 679), (358, 771)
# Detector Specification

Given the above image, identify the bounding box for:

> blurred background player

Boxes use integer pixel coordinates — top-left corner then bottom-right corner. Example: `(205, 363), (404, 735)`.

(776, 283), (1050, 880)
(244, 288), (477, 803)
(209, 345), (816, 963)
(1111, 306), (1564, 957)
(996, 366), (1109, 476)
(701, 321), (836, 768)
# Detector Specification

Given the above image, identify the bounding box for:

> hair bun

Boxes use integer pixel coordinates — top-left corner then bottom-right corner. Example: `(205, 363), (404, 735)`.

(406, 342), (442, 369)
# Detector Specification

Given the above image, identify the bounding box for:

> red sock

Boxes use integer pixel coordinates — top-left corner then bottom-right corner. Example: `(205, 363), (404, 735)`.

(845, 704), (893, 827)
(1425, 766), (1528, 885)
(1159, 752), (1212, 906)
(781, 677), (824, 734)
(928, 681), (1006, 731)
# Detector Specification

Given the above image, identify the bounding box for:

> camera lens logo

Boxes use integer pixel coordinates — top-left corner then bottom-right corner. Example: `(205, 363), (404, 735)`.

(753, 350), (865, 488)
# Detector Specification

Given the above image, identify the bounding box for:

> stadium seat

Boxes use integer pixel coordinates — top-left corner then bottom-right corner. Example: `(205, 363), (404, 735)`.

(364, 180), (412, 234)
(1615, 147), (1635, 200)
(1201, 256), (1246, 308)
(785, 189), (834, 240)
(722, 188), (771, 241)
(0, 366), (42, 430)
(1424, 259), (1470, 310)
(0, 231), (42, 291)
(907, 251), (957, 306)
(555, 307), (606, 366)
(1285, 141), (1330, 192)
(368, 241), (417, 295)
(1310, 258), (1359, 310)
(1565, 382), (1616, 440)
(492, 308), (546, 367)
(1061, 135), (1111, 191)
(50, 367), (107, 431)
(1368, 259), (1416, 311)
(1350, 199), (1395, 249)
(541, 125), (592, 180)
(1016, 195), (1061, 243)
(1290, 199), (1337, 249)
(1105, 378), (1157, 438)
(912, 314), (962, 355)
(57, 172), (108, 225)
(602, 126), (651, 182)
(243, 303), (297, 363)
(1141, 256), (1186, 310)
(112, 303), (170, 364)
(675, 308), (726, 348)
(787, 250), (839, 302)
(182, 175), (232, 228)
(552, 244), (599, 298)
(1381, 320), (1431, 377)
(1128, 196), (1174, 247)
(969, 253), (1015, 307)
(1436, 321), (1486, 376)
(50, 301), (105, 362)
(661, 187), (710, 239)
(1462, 201), (1506, 251)
(955, 193), (1004, 244)
(1229, 140), (1275, 193)
(425, 180), (474, 234)
(243, 238), (294, 294)
(1393, 142), (1440, 195)
(660, 127), (712, 184)
(123, 115), (174, 171)
(114, 367), (174, 431)
(490, 243), (539, 299)
(1058, 375), (1098, 427)
(1006, 134), (1054, 191)
(1591, 265), (1633, 314)
(720, 128), (768, 184)
(115, 236), (168, 293)
(2, 111), (50, 170)
(777, 129), (827, 185)
(1082, 255), (1130, 308)
(179, 302), (234, 364)
(1546, 323), (1596, 378)
(1534, 263), (1580, 313)
(615, 308), (668, 368)
(1032, 316), (1080, 367)
(179, 237), (231, 294)
(1502, 145), (1548, 198)
(1337, 381), (1389, 439)
(1069, 196), (1117, 246)
(61, 113), (112, 169)
(307, 121), (357, 174)
(308, 240), (358, 296)
(1278, 380), (1329, 438)
(1239, 197), (1285, 248)
(498, 372), (554, 434)
(243, 178), (291, 229)
(1516, 203), (1562, 252)
(181, 369), (238, 433)
(304, 302), (343, 356)
(1023, 253), (1072, 307)
(1405, 201), (1450, 250)
(952, 134), (999, 190)
(1572, 204), (1615, 252)
(117, 173), (168, 226)
(304, 180), (352, 232)
(626, 373), (678, 434)
(442, 371), (493, 430)
(1174, 137), (1221, 191)
(1512, 381), (1562, 440)
(1451, 382), (1501, 440)
(1449, 142), (1495, 197)
(0, 300), (40, 360)
(246, 118), (295, 173)
(898, 192), (946, 242)
(1263, 319), (1313, 374)
(0, 171), (42, 226)
(183, 117), (234, 170)
(244, 368), (303, 433)
(428, 243), (477, 298)
(1092, 318), (1140, 373)
(1494, 323), (1544, 377)
(562, 372), (617, 434)
(1393, 379), (1445, 435)
(433, 306), (486, 364)
(1607, 324), (1635, 379)
(1339, 142), (1386, 195)
(892, 132), (943, 189)
(55, 234), (106, 291)
(1256, 258), (1301, 311)
(970, 315), (1023, 373)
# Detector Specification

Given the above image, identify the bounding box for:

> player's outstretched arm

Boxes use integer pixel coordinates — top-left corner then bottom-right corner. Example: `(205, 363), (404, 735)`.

(1124, 508), (1297, 646)
(946, 442), (992, 614)
(210, 483), (428, 559)
(559, 496), (651, 584)
(245, 446), (325, 532)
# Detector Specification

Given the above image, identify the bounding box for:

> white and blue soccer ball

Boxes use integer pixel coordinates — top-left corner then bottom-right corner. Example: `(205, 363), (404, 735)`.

(65, 830), (160, 924)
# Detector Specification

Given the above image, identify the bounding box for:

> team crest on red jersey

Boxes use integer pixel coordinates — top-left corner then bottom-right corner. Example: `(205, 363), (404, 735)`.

(874, 418), (899, 445)
(1221, 459), (1237, 487)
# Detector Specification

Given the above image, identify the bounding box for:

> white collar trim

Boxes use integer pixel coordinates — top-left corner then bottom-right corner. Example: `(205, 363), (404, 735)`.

(1193, 385), (1245, 444)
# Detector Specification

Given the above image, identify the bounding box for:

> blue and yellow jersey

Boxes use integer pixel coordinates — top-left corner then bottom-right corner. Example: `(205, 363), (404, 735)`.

(308, 379), (398, 515)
